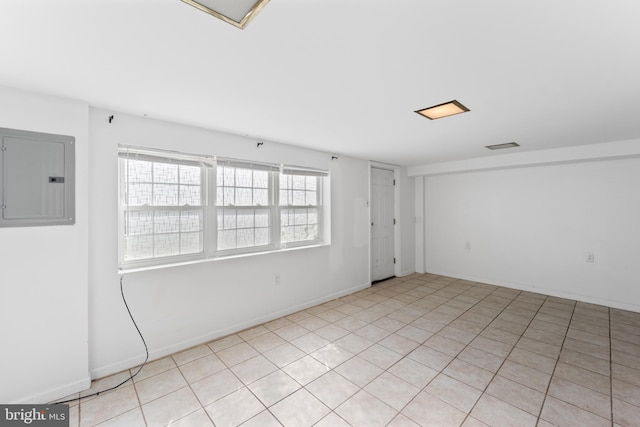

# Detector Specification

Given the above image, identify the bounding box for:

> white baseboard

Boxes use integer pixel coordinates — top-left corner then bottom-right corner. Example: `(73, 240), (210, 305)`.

(90, 281), (371, 380)
(427, 269), (640, 314)
(11, 375), (91, 404)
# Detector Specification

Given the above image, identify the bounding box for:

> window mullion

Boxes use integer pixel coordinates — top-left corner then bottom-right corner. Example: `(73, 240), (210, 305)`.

(273, 171), (281, 248)
(316, 176), (322, 240)
(151, 161), (156, 258)
(177, 166), (182, 255)
(208, 164), (217, 257)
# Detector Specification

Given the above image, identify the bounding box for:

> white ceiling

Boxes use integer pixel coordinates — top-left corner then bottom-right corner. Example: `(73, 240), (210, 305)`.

(1, 0), (639, 166)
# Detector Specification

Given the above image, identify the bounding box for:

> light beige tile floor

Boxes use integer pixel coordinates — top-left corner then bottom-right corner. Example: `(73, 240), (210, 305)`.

(60, 274), (640, 426)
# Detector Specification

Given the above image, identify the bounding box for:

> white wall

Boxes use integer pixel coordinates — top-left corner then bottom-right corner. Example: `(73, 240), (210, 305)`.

(414, 176), (425, 274)
(0, 86), (89, 403)
(416, 149), (640, 312)
(88, 109), (372, 377)
(398, 168), (416, 276)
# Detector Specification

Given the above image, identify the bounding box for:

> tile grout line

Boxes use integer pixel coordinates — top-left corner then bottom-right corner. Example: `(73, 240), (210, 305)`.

(299, 277), (464, 426)
(390, 282), (525, 425)
(550, 305), (619, 424)
(303, 276), (427, 427)
(391, 282), (488, 424)
(527, 301), (623, 425)
(369, 278), (474, 425)
(325, 277), (420, 427)
(210, 335), (281, 426)
(379, 282), (476, 424)
(461, 290), (555, 427)
(307, 279), (454, 425)
(175, 354), (217, 427)
(211, 322), (335, 425)
(534, 301), (577, 427)
(130, 373), (148, 427)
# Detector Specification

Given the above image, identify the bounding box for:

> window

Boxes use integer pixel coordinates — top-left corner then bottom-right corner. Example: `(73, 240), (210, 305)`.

(279, 168), (323, 245)
(216, 161), (277, 253)
(119, 151), (206, 265)
(118, 147), (328, 269)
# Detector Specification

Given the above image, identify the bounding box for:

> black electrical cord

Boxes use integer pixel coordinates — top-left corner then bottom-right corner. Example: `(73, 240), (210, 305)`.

(51, 275), (149, 405)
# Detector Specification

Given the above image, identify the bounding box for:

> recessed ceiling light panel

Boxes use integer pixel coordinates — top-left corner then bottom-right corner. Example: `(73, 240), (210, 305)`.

(415, 100), (469, 120)
(181, 0), (270, 29)
(485, 142), (520, 150)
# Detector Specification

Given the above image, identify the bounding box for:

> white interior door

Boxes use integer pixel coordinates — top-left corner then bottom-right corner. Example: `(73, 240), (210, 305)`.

(371, 167), (395, 282)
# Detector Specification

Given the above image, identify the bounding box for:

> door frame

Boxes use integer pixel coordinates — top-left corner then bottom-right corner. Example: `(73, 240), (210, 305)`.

(369, 161), (402, 283)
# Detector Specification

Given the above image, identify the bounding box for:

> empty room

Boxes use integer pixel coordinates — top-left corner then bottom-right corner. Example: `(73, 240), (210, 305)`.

(1, 1), (639, 426)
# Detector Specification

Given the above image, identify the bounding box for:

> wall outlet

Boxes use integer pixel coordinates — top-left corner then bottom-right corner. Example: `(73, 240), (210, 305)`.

(586, 252), (595, 263)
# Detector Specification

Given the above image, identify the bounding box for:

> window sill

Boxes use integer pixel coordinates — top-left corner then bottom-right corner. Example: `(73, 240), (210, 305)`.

(118, 242), (330, 275)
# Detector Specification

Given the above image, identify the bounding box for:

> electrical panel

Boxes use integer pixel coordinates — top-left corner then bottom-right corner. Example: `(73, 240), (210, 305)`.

(0, 127), (75, 227)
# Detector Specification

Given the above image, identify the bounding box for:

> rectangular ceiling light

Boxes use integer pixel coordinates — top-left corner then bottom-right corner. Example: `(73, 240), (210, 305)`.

(181, 0), (270, 29)
(485, 142), (520, 150)
(415, 100), (469, 120)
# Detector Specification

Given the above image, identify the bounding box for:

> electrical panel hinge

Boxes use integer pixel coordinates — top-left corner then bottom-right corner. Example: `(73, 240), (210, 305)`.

(393, 179), (396, 186)
(393, 257), (396, 264)
(393, 218), (396, 225)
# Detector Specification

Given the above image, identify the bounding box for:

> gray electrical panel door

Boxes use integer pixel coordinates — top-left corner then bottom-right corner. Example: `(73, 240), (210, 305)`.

(0, 127), (75, 227)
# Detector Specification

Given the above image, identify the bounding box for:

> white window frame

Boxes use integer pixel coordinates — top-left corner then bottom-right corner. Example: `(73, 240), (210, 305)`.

(278, 167), (326, 248)
(118, 146), (329, 270)
(214, 159), (279, 256)
(118, 148), (213, 269)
